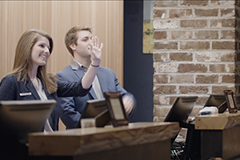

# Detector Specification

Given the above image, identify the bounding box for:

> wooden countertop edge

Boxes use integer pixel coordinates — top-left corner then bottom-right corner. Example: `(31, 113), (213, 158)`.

(29, 122), (179, 156)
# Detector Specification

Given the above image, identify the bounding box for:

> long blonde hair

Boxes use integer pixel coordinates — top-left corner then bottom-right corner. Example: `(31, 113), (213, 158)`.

(12, 29), (57, 94)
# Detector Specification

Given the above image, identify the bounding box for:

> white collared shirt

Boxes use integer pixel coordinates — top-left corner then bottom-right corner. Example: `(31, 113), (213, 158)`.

(74, 59), (103, 99)
(32, 78), (53, 132)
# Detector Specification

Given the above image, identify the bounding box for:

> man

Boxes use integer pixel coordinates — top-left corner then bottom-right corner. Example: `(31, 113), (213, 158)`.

(57, 25), (136, 129)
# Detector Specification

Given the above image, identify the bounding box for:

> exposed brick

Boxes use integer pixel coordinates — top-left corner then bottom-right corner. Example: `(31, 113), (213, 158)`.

(236, 30), (240, 40)
(153, 95), (167, 105)
(153, 0), (239, 114)
(153, 53), (168, 62)
(169, 96), (178, 105)
(195, 9), (218, 17)
(169, 9), (192, 18)
(237, 21), (240, 30)
(153, 9), (167, 19)
(211, 0), (235, 6)
(222, 75), (235, 83)
(170, 74), (194, 83)
(171, 31), (192, 39)
(196, 96), (209, 105)
(180, 20), (208, 28)
(195, 52), (218, 62)
(153, 74), (168, 83)
(236, 75), (240, 83)
(212, 41), (236, 50)
(180, 41), (210, 50)
(221, 30), (235, 39)
(195, 31), (218, 39)
(236, 9), (240, 18)
(170, 52), (193, 61)
(190, 106), (203, 117)
(154, 42), (178, 50)
(196, 75), (219, 84)
(153, 95), (160, 105)
(179, 86), (208, 94)
(153, 106), (171, 117)
(212, 86), (235, 94)
(153, 85), (177, 94)
(220, 52), (235, 62)
(236, 0), (240, 7)
(178, 64), (208, 73)
(153, 1), (178, 7)
(226, 64), (236, 73)
(221, 8), (235, 17)
(153, 117), (164, 122)
(153, 20), (178, 29)
(154, 31), (167, 40)
(180, 0), (208, 6)
(222, 19), (236, 27)
(238, 64), (240, 72)
(210, 19), (236, 28)
(209, 64), (226, 72)
(154, 63), (178, 73)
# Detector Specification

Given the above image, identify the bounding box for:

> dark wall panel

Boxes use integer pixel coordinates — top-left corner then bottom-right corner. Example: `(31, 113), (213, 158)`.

(124, 0), (153, 122)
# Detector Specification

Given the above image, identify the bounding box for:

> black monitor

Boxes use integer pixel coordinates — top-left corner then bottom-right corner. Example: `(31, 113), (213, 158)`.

(0, 100), (56, 143)
(204, 94), (227, 113)
(80, 99), (111, 128)
(164, 96), (198, 128)
(164, 96), (199, 159)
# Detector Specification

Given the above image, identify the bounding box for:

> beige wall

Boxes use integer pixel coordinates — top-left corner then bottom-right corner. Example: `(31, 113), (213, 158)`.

(0, 1), (123, 130)
(0, 1), (123, 83)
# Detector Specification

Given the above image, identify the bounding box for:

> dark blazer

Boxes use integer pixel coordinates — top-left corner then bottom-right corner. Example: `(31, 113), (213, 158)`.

(0, 74), (90, 130)
(57, 60), (136, 129)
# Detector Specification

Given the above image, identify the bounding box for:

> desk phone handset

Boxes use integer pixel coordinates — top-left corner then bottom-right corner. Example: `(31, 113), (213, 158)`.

(223, 90), (238, 113)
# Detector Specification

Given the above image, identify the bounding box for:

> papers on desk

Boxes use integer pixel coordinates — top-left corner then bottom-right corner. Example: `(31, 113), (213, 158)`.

(199, 107), (218, 116)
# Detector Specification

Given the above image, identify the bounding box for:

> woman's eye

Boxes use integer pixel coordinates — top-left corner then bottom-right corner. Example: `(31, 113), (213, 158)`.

(39, 44), (44, 48)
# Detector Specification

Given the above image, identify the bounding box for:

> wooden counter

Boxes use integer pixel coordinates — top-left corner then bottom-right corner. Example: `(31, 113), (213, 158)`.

(28, 122), (179, 160)
(194, 111), (240, 160)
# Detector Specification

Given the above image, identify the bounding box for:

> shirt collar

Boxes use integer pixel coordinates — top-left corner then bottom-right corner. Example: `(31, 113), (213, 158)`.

(71, 59), (88, 72)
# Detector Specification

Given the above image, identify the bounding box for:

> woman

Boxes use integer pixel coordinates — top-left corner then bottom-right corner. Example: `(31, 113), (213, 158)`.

(0, 29), (102, 160)
(0, 29), (102, 130)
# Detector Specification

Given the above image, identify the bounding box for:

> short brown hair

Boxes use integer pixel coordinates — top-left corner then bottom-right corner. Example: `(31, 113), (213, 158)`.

(65, 25), (92, 56)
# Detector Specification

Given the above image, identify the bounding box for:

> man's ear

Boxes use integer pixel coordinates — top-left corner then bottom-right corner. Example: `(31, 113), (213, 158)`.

(69, 43), (76, 51)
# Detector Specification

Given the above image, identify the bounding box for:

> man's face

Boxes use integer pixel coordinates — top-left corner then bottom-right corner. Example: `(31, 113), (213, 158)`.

(71, 30), (93, 58)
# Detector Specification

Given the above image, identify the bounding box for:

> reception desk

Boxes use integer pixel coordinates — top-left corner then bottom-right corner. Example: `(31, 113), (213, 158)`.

(28, 122), (179, 160)
(195, 111), (240, 160)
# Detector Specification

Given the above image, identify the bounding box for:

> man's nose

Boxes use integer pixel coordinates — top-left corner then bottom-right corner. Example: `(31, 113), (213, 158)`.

(89, 39), (93, 46)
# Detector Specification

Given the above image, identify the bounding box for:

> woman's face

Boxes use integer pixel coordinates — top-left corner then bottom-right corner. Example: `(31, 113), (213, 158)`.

(31, 36), (50, 68)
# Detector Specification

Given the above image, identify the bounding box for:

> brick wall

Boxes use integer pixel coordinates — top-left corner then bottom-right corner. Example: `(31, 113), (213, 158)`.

(153, 0), (240, 121)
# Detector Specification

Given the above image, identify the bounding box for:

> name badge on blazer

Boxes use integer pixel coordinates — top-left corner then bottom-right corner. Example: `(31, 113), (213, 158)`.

(19, 92), (32, 96)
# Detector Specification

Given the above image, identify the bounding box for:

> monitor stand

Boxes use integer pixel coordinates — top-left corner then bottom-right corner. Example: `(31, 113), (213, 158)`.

(181, 121), (201, 160)
(78, 109), (111, 128)
(95, 109), (111, 127)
